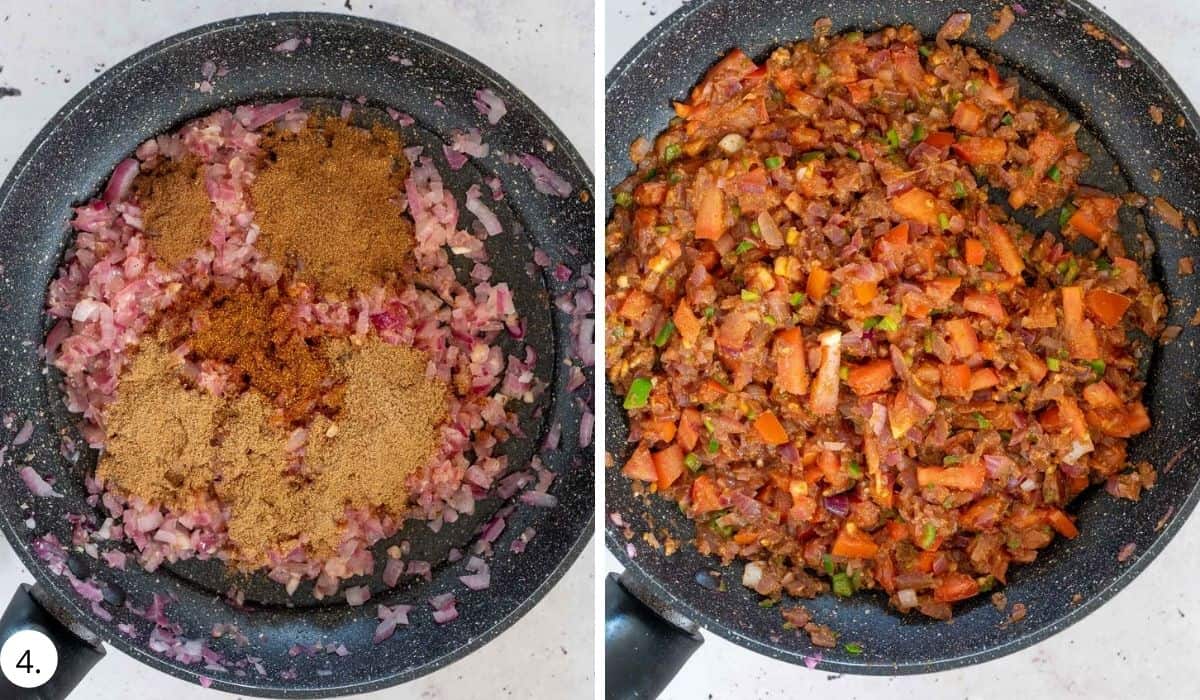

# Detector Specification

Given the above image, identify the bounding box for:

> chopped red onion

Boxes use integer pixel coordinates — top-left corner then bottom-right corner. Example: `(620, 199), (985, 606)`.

(518, 154), (572, 197)
(102, 159), (140, 204)
(344, 585), (370, 606)
(473, 88), (507, 124)
(520, 490), (558, 508)
(272, 37), (302, 53)
(19, 467), (63, 498)
(803, 652), (823, 669)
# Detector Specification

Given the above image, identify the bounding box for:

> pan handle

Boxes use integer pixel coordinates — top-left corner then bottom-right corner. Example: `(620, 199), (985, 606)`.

(605, 571), (703, 699)
(0, 584), (105, 699)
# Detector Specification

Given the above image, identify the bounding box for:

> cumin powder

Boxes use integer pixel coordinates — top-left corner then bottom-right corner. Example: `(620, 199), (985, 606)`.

(134, 156), (214, 267)
(250, 117), (414, 296)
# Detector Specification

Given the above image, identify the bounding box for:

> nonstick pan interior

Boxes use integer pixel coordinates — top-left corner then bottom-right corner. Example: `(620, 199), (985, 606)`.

(0, 12), (594, 697)
(606, 0), (1200, 675)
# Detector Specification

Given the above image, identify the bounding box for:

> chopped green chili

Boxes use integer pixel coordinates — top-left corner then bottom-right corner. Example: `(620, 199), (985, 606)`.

(653, 320), (676, 348)
(664, 143), (682, 162)
(938, 212), (950, 231)
(685, 453), (702, 472)
(912, 123), (927, 143)
(886, 127), (900, 149)
(973, 412), (992, 430)
(1000, 112), (1014, 125)
(669, 170), (684, 184)
(707, 436), (720, 454)
(1047, 164), (1062, 182)
(831, 572), (854, 597)
(1059, 204), (1076, 228)
(765, 155), (784, 169)
(704, 306), (716, 319)
(822, 554), (835, 575)
(846, 147), (861, 161)
(920, 522), (938, 549)
(734, 240), (755, 255)
(800, 150), (826, 162)
(789, 292), (807, 306)
(614, 191), (633, 207)
(942, 454), (962, 465)
(863, 316), (881, 330)
(1088, 359), (1107, 375)
(847, 460), (862, 478)
(844, 642), (864, 655)
(741, 289), (761, 302)
(919, 45), (933, 58)
(953, 180), (967, 199)
(624, 378), (652, 409)
(1046, 356), (1061, 372)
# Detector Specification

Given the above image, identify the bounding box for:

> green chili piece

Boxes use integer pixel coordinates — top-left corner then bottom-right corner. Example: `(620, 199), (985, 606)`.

(624, 378), (652, 409)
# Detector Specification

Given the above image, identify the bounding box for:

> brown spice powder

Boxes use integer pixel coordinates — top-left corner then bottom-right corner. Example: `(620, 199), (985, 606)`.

(305, 340), (448, 519)
(97, 340), (223, 509)
(181, 285), (340, 422)
(250, 117), (414, 296)
(100, 328), (448, 565)
(134, 156), (214, 266)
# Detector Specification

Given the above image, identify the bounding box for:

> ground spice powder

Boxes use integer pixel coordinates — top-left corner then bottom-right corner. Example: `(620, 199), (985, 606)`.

(97, 340), (223, 509)
(100, 311), (448, 565)
(305, 340), (448, 521)
(250, 117), (414, 296)
(134, 156), (213, 267)
(183, 285), (340, 422)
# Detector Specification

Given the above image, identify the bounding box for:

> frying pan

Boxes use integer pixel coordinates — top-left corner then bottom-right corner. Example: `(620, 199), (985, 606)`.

(605, 0), (1200, 693)
(0, 12), (594, 698)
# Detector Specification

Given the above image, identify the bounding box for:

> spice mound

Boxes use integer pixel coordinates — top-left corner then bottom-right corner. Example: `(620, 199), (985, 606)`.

(251, 117), (415, 296)
(49, 103), (537, 599)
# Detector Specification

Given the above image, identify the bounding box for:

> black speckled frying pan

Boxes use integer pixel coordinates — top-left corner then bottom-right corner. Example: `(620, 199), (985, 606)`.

(0, 12), (593, 698)
(605, 0), (1200, 692)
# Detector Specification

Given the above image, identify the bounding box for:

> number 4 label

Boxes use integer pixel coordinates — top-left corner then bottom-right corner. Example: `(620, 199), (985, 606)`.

(1, 629), (58, 689)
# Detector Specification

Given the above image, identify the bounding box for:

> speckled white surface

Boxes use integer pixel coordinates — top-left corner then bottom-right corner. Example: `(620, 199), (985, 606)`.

(605, 1), (1200, 698)
(0, 1), (593, 698)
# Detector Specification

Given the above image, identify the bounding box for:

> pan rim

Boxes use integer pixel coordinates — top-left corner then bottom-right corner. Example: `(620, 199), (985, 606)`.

(0, 10), (594, 698)
(604, 0), (1200, 677)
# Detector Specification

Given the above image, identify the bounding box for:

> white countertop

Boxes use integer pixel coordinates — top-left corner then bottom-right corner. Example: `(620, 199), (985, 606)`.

(605, 1), (1200, 698)
(0, 1), (594, 698)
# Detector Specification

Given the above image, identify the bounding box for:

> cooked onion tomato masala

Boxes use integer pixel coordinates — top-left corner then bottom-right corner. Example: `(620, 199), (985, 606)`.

(47, 102), (539, 600)
(607, 19), (1165, 620)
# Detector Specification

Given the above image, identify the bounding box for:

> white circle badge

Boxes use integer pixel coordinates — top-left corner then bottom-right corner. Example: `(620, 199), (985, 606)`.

(1, 628), (58, 689)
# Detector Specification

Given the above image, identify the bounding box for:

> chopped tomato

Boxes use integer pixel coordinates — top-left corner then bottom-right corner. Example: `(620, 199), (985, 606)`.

(944, 318), (979, 359)
(1062, 286), (1100, 359)
(677, 408), (702, 451)
(847, 358), (895, 396)
(674, 299), (702, 346)
(963, 292), (1006, 323)
(852, 281), (879, 304)
(1085, 289), (1132, 327)
(831, 525), (880, 559)
(924, 131), (955, 148)
(753, 411), (790, 446)
(986, 223), (1025, 277)
(1014, 348), (1048, 384)
(618, 289), (653, 321)
(964, 238), (986, 266)
(916, 462), (986, 490)
(933, 572), (980, 602)
(940, 363), (972, 397)
(806, 265), (833, 300)
(951, 101), (986, 133)
(622, 445), (657, 482)
(695, 187), (726, 240)
(652, 445), (686, 490)
(691, 475), (724, 514)
(1083, 381), (1122, 409)
(969, 367), (1000, 391)
(926, 277), (962, 306)
(890, 187), (942, 227)
(1046, 508), (1079, 539)
(952, 137), (1007, 165)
